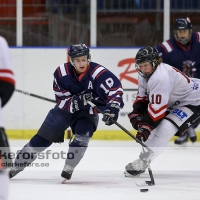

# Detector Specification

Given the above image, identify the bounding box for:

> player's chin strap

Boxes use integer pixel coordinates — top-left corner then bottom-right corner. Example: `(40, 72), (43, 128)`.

(87, 101), (154, 160)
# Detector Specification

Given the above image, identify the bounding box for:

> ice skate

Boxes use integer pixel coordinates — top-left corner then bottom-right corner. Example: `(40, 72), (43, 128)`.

(124, 158), (148, 177)
(9, 167), (22, 179)
(174, 131), (188, 146)
(188, 127), (197, 143)
(61, 164), (74, 183)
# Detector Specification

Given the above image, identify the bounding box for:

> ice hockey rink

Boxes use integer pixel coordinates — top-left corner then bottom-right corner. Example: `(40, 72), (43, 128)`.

(9, 140), (200, 200)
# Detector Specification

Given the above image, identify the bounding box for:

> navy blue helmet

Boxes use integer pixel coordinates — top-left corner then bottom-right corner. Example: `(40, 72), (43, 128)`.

(174, 17), (192, 45)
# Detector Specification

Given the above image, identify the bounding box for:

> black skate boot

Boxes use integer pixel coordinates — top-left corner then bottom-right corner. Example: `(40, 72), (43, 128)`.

(188, 127), (197, 143)
(124, 158), (148, 177)
(174, 131), (188, 145)
(9, 166), (22, 179)
(61, 164), (74, 181)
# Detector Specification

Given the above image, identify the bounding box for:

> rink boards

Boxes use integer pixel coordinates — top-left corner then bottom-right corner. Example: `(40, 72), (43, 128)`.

(4, 48), (200, 141)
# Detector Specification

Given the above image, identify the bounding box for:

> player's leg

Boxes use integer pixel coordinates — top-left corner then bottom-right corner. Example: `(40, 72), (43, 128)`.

(61, 115), (98, 180)
(0, 170), (9, 200)
(174, 131), (189, 145)
(0, 128), (12, 200)
(125, 105), (200, 177)
(10, 106), (72, 178)
(9, 134), (52, 178)
(188, 125), (197, 142)
(125, 119), (178, 177)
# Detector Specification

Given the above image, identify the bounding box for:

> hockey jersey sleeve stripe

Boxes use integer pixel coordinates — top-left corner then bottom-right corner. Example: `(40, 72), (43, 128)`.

(96, 69), (107, 79)
(148, 110), (166, 121)
(133, 96), (148, 104)
(110, 86), (123, 91)
(149, 103), (167, 114)
(58, 99), (67, 109)
(57, 67), (62, 77)
(91, 66), (106, 79)
(196, 32), (200, 42)
(108, 87), (123, 96)
(147, 104), (167, 121)
(161, 41), (173, 53)
(91, 65), (100, 74)
(65, 63), (70, 75)
(0, 69), (14, 74)
(54, 91), (71, 97)
(0, 77), (15, 84)
(58, 98), (73, 113)
(110, 99), (121, 105)
(59, 64), (67, 77)
(0, 71), (15, 84)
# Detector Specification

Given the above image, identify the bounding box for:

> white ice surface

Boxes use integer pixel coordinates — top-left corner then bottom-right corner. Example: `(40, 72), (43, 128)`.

(8, 140), (200, 200)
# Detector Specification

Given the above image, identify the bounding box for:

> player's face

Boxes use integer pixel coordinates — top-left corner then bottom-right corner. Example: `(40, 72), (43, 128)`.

(176, 29), (190, 41)
(73, 56), (88, 75)
(138, 61), (153, 76)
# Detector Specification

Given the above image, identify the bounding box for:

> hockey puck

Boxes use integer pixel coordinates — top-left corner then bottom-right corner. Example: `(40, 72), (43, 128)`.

(140, 189), (149, 192)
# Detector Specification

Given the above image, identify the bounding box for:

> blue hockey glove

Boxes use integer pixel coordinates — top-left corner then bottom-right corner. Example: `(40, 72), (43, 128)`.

(102, 103), (120, 125)
(72, 93), (93, 112)
(128, 110), (143, 130)
(136, 122), (154, 142)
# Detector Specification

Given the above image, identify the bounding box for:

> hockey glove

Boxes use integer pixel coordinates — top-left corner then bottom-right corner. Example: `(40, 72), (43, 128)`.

(136, 122), (154, 142)
(102, 103), (120, 125)
(72, 93), (93, 112)
(128, 110), (143, 130)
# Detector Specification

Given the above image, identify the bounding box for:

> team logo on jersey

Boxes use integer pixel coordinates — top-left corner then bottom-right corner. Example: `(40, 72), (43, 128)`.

(183, 60), (196, 67)
(172, 108), (188, 120)
(191, 80), (199, 90)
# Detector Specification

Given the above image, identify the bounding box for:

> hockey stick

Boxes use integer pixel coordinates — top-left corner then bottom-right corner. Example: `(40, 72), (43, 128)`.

(135, 138), (155, 187)
(15, 89), (56, 103)
(123, 89), (138, 92)
(15, 88), (137, 103)
(87, 101), (154, 156)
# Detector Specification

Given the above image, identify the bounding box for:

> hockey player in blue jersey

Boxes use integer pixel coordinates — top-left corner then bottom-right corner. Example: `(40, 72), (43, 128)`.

(9, 43), (124, 180)
(156, 17), (200, 145)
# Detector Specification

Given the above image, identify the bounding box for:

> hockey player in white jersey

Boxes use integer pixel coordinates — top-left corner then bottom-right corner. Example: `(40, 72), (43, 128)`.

(0, 36), (15, 200)
(124, 46), (200, 177)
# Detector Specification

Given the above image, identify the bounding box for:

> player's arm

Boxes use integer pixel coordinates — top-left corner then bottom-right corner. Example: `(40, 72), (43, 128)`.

(53, 66), (92, 113)
(95, 68), (124, 125)
(128, 78), (149, 130)
(0, 81), (15, 107)
(0, 37), (15, 107)
(53, 73), (73, 113)
(0, 36), (15, 170)
(136, 76), (170, 142)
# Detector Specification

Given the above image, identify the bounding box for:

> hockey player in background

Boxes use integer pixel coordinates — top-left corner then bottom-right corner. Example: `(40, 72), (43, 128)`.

(9, 43), (124, 181)
(0, 36), (15, 200)
(124, 46), (200, 177)
(156, 17), (200, 145)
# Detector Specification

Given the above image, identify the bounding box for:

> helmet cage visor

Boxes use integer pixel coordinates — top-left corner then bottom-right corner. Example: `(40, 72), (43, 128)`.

(135, 60), (156, 79)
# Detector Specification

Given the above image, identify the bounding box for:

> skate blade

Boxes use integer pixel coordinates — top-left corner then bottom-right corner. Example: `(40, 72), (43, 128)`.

(175, 143), (187, 149)
(136, 181), (155, 187)
(62, 178), (68, 184)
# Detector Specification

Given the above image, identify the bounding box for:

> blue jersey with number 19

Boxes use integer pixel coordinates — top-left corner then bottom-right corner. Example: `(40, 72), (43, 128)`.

(53, 61), (124, 113)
